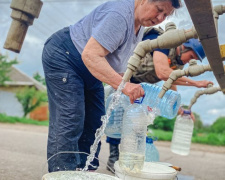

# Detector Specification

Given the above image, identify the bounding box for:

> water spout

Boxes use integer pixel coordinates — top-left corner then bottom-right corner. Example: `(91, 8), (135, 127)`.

(158, 60), (212, 99)
(188, 84), (221, 109)
(122, 22), (198, 82)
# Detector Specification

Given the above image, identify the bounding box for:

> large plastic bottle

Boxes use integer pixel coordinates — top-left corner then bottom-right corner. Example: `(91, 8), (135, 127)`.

(104, 91), (130, 138)
(119, 99), (148, 173)
(104, 84), (115, 103)
(141, 82), (181, 119)
(145, 136), (160, 162)
(171, 109), (194, 156)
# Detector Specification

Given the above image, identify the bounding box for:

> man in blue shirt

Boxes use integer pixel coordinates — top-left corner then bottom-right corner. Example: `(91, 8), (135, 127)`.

(106, 25), (213, 173)
(131, 26), (212, 89)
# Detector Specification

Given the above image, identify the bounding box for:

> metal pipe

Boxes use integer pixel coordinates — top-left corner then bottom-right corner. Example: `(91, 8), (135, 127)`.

(122, 22), (198, 82)
(213, 5), (225, 34)
(188, 84), (221, 109)
(4, 0), (43, 53)
(158, 60), (212, 98)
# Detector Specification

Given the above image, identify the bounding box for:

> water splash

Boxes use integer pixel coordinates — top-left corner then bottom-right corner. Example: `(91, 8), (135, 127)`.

(146, 97), (160, 126)
(42, 169), (119, 180)
(42, 151), (118, 180)
(83, 80), (126, 171)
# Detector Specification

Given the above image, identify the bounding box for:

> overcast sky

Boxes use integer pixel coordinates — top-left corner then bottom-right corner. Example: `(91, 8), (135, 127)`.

(0, 0), (224, 125)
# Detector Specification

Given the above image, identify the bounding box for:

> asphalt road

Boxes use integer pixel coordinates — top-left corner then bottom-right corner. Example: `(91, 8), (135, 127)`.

(0, 123), (225, 180)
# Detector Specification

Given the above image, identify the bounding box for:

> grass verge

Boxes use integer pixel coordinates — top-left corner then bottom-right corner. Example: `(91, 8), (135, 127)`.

(150, 129), (225, 146)
(0, 113), (49, 126)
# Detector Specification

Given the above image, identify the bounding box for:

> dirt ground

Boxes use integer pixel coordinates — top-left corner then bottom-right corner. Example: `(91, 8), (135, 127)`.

(1, 123), (224, 154)
(0, 123), (225, 180)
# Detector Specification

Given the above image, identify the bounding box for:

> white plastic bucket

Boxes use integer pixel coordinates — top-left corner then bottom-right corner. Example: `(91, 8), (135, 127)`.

(114, 161), (177, 180)
(42, 171), (122, 180)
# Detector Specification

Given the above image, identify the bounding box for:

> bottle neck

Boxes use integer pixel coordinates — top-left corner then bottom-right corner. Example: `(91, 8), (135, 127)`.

(146, 137), (155, 144)
(183, 110), (191, 115)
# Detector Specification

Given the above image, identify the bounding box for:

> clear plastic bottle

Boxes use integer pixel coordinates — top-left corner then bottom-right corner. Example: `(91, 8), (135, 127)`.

(104, 92), (130, 138)
(145, 136), (159, 162)
(119, 99), (148, 173)
(141, 82), (181, 119)
(171, 109), (194, 156)
(104, 85), (115, 103)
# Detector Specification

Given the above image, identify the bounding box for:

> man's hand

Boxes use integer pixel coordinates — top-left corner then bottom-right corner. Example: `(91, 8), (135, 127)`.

(195, 80), (213, 88)
(190, 112), (195, 121)
(122, 82), (145, 104)
(178, 107), (195, 121)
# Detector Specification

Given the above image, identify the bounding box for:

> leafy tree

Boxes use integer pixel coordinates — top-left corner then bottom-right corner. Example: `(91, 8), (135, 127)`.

(207, 133), (220, 145)
(33, 72), (46, 85)
(16, 87), (47, 117)
(149, 116), (176, 131)
(210, 117), (225, 134)
(0, 54), (18, 85)
(193, 112), (203, 130)
(149, 110), (203, 132)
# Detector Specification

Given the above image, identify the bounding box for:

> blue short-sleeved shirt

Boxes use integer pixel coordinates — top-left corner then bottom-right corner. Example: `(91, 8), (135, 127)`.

(69, 0), (144, 73)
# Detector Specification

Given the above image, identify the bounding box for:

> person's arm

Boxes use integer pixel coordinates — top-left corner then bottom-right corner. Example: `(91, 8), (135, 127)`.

(153, 51), (213, 88)
(82, 37), (144, 103)
(82, 37), (121, 89)
(173, 77), (213, 88)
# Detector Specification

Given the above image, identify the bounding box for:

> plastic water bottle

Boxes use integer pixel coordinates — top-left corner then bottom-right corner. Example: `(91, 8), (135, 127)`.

(141, 82), (181, 119)
(104, 85), (115, 103)
(119, 99), (148, 173)
(171, 109), (194, 156)
(145, 136), (159, 162)
(104, 92), (130, 138)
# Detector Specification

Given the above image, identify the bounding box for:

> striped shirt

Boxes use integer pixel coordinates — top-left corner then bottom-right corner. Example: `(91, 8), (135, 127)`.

(69, 0), (144, 73)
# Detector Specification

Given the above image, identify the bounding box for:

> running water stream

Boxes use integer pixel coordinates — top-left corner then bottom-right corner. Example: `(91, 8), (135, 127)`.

(83, 81), (162, 171)
(83, 80), (127, 171)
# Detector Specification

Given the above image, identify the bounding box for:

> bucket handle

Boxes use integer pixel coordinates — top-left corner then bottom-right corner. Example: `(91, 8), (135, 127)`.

(41, 151), (118, 180)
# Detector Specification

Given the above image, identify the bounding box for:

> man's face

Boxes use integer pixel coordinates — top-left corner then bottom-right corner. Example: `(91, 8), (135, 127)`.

(136, 0), (174, 27)
(181, 48), (199, 64)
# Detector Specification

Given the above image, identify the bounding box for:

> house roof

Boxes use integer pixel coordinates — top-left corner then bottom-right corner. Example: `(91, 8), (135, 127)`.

(4, 66), (46, 91)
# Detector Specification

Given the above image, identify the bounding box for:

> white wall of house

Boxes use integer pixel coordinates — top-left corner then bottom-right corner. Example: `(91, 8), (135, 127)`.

(0, 90), (24, 117)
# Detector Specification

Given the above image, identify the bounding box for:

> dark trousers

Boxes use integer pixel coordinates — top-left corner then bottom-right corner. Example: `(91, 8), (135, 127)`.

(106, 137), (121, 145)
(42, 27), (105, 172)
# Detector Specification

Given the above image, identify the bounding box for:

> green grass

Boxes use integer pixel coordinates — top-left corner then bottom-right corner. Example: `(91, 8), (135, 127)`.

(1, 113), (225, 146)
(192, 132), (225, 146)
(149, 129), (225, 146)
(0, 113), (49, 126)
(148, 129), (173, 141)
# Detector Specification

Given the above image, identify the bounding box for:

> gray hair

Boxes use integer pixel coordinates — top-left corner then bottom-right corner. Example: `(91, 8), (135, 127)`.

(148, 0), (181, 9)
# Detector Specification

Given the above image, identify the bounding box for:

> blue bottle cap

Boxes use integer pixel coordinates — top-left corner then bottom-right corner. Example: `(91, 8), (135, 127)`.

(183, 110), (191, 115)
(146, 136), (153, 143)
